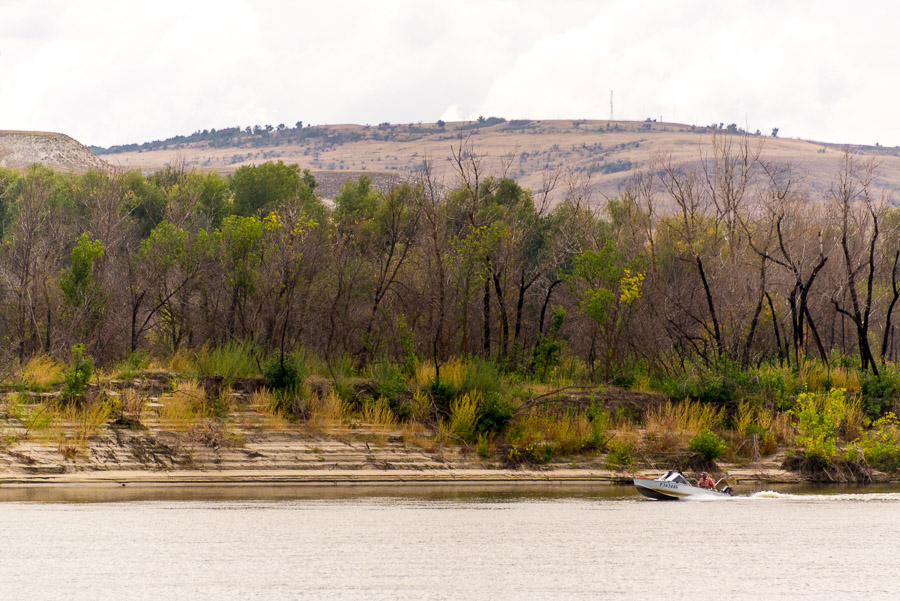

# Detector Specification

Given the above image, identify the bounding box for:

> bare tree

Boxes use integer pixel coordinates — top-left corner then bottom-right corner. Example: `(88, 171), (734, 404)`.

(749, 162), (832, 366)
(416, 155), (449, 380)
(830, 153), (882, 373)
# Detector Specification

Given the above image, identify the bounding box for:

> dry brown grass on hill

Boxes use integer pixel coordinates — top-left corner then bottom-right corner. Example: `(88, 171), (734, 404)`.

(100, 119), (900, 203)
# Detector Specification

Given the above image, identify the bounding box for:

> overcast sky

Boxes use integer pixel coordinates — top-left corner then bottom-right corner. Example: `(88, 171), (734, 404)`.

(2, 0), (898, 148)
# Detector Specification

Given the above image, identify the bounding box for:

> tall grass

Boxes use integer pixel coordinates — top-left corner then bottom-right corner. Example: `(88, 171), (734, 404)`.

(110, 388), (148, 427)
(61, 400), (111, 447)
(5, 393), (53, 439)
(448, 391), (480, 443)
(400, 421), (430, 447)
(727, 400), (777, 459)
(158, 380), (209, 429)
(247, 389), (291, 430)
(191, 341), (259, 382)
(409, 390), (432, 423)
(841, 394), (865, 443)
(799, 362), (860, 394)
(643, 400), (724, 453)
(645, 400), (723, 436)
(361, 397), (398, 431)
(21, 355), (65, 391)
(109, 351), (152, 380)
(168, 348), (193, 373)
(505, 405), (609, 462)
(307, 391), (346, 434)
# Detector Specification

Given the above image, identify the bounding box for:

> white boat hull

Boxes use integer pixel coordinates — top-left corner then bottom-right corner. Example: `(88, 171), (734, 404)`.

(633, 476), (731, 500)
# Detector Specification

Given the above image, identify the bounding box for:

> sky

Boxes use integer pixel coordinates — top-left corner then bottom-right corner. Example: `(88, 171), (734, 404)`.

(1, 0), (898, 148)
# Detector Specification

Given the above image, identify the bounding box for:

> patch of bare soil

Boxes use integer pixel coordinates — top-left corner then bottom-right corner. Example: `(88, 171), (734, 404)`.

(0, 131), (110, 172)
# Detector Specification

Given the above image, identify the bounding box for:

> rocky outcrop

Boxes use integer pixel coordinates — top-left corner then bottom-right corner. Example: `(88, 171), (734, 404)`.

(0, 130), (110, 172)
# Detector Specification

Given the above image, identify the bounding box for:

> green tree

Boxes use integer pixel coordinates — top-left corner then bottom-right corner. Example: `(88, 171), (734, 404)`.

(334, 175), (379, 235)
(0, 167), (21, 238)
(122, 170), (166, 237)
(215, 214), (271, 338)
(568, 244), (644, 380)
(229, 161), (318, 217)
(59, 234), (105, 309)
(130, 221), (212, 351)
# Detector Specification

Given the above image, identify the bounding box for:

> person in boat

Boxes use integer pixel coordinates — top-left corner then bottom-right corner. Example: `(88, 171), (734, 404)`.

(697, 472), (716, 490)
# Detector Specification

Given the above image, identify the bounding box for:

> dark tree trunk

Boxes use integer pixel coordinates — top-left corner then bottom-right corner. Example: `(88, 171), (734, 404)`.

(695, 255), (723, 357)
(538, 279), (562, 336)
(482, 270), (491, 355)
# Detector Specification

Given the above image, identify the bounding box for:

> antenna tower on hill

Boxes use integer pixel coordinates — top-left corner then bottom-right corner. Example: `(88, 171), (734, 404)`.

(609, 91), (614, 121)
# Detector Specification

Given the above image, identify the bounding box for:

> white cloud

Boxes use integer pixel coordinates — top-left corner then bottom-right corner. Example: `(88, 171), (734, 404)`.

(0, 0), (897, 147)
(475, 0), (900, 145)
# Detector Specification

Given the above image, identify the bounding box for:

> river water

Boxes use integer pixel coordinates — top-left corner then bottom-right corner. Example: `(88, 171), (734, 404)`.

(1, 484), (898, 600)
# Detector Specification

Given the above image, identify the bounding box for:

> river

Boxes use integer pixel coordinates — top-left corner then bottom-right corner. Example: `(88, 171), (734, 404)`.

(1, 484), (898, 600)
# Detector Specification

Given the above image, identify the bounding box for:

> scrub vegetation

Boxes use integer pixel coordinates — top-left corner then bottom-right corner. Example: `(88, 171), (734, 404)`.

(1, 131), (900, 481)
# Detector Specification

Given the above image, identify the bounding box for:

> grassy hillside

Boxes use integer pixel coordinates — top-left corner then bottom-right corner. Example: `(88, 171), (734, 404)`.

(94, 119), (900, 201)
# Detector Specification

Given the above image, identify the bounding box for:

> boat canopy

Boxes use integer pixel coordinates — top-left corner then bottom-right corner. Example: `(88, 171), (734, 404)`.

(659, 471), (689, 484)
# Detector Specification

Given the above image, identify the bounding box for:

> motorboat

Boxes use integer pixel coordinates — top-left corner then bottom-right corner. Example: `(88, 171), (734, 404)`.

(633, 470), (733, 500)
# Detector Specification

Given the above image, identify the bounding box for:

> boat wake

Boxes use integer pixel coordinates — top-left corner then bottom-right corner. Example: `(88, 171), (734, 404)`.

(680, 493), (733, 501)
(748, 490), (794, 499)
(746, 490), (900, 502)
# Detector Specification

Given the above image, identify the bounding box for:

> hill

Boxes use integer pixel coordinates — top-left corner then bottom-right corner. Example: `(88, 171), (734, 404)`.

(0, 131), (110, 172)
(93, 119), (900, 202)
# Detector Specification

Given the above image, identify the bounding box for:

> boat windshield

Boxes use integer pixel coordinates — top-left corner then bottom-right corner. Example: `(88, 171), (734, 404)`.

(663, 472), (689, 484)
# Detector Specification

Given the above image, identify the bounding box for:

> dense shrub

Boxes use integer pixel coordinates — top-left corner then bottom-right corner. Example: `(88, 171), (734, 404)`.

(62, 344), (94, 403)
(856, 413), (900, 473)
(477, 392), (514, 434)
(792, 388), (848, 461)
(860, 373), (900, 420)
(658, 371), (737, 405)
(263, 352), (308, 392)
(689, 428), (725, 460)
(429, 378), (456, 417)
(371, 360), (407, 405)
(605, 439), (635, 470)
(461, 360), (502, 397)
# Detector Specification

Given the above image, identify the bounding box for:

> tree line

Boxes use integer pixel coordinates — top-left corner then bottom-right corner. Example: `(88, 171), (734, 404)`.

(0, 133), (897, 387)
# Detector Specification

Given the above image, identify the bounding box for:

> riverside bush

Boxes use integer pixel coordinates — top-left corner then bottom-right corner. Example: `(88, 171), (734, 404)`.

(860, 372), (900, 420)
(113, 350), (151, 379)
(370, 361), (407, 407)
(585, 403), (610, 450)
(605, 439), (635, 470)
(477, 392), (513, 434)
(461, 360), (502, 397)
(428, 378), (456, 417)
(793, 388), (848, 461)
(857, 412), (900, 473)
(263, 352), (308, 392)
(689, 428), (725, 460)
(61, 344), (93, 403)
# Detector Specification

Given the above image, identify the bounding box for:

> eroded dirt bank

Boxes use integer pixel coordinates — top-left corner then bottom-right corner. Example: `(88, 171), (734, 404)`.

(0, 374), (887, 488)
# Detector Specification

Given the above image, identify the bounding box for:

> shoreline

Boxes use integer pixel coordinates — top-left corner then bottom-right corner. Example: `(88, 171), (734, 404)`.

(0, 466), (815, 488)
